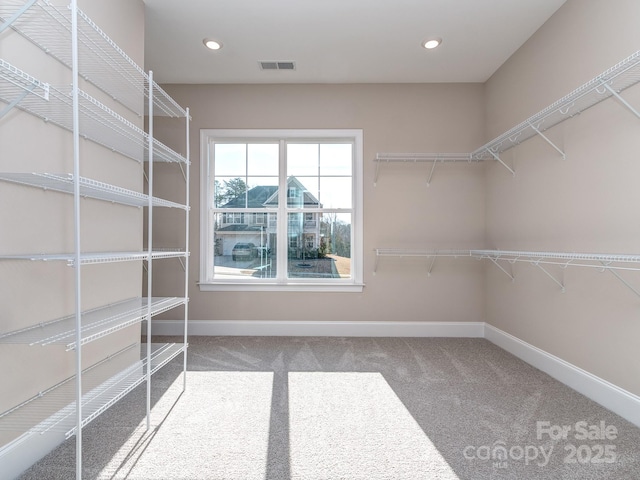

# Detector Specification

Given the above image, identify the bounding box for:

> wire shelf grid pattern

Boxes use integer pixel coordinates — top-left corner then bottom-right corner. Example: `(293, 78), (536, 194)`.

(0, 173), (187, 209)
(373, 249), (640, 273)
(373, 50), (640, 172)
(0, 343), (185, 438)
(472, 50), (640, 159)
(0, 0), (186, 117)
(0, 297), (187, 349)
(0, 58), (49, 104)
(0, 64), (187, 164)
(0, 250), (188, 266)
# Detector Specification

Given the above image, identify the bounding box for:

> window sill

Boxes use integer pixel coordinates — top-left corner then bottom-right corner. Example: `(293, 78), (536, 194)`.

(198, 282), (365, 293)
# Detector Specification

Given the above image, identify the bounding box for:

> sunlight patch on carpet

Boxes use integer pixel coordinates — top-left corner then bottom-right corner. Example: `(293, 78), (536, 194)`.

(288, 372), (459, 480)
(100, 371), (273, 480)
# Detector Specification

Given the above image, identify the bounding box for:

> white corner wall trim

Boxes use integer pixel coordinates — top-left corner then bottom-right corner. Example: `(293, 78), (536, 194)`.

(150, 319), (485, 338)
(485, 324), (640, 429)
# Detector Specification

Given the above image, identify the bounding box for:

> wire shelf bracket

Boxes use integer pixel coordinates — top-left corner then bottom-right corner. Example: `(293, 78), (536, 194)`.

(600, 262), (640, 299)
(599, 82), (640, 120)
(374, 51), (640, 180)
(526, 120), (566, 159)
(531, 260), (565, 293)
(373, 153), (477, 186)
(373, 248), (472, 275)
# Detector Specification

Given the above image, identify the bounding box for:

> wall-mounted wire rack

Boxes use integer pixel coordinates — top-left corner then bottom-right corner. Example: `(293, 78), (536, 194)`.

(373, 153), (478, 186)
(373, 248), (640, 298)
(374, 50), (640, 181)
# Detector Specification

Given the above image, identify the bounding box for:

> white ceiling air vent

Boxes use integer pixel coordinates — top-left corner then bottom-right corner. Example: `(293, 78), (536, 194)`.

(260, 61), (296, 71)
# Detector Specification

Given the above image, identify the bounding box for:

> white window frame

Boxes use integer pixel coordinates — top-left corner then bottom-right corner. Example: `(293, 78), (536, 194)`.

(199, 129), (364, 292)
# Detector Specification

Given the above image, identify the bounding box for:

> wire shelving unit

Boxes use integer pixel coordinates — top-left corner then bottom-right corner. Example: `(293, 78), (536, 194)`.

(0, 1), (191, 478)
(0, 173), (187, 209)
(0, 343), (185, 441)
(0, 0), (186, 118)
(0, 297), (187, 350)
(0, 61), (187, 164)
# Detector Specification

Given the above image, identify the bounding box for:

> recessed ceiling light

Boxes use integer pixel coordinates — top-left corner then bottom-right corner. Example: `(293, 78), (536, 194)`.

(203, 38), (223, 50)
(422, 38), (442, 50)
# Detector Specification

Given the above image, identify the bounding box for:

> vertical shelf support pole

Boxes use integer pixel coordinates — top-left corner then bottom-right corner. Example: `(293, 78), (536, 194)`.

(183, 107), (190, 391)
(70, 0), (83, 478)
(146, 72), (154, 432)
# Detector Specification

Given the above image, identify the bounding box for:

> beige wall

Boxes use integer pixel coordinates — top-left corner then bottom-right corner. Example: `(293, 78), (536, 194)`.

(0, 0), (146, 447)
(153, 83), (487, 324)
(484, 0), (640, 395)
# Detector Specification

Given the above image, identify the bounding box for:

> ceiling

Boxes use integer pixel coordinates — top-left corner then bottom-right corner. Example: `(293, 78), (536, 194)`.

(143, 0), (566, 85)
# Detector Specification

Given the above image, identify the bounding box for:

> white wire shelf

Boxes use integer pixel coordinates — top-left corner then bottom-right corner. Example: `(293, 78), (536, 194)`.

(0, 297), (187, 350)
(0, 0), (186, 118)
(0, 342), (186, 439)
(0, 58), (49, 118)
(374, 50), (640, 178)
(0, 251), (188, 266)
(0, 62), (187, 164)
(470, 250), (640, 270)
(374, 153), (479, 186)
(373, 248), (640, 294)
(472, 50), (640, 164)
(0, 173), (188, 210)
(373, 249), (472, 275)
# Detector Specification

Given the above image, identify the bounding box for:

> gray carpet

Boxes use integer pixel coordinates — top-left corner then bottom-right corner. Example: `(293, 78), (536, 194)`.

(16, 336), (640, 479)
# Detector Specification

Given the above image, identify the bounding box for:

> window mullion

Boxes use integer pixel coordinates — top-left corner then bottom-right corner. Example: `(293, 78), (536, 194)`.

(277, 139), (287, 283)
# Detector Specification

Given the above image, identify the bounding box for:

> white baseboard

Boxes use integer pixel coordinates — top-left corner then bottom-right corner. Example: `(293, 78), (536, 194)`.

(485, 324), (640, 428)
(153, 319), (640, 428)
(149, 319), (486, 338)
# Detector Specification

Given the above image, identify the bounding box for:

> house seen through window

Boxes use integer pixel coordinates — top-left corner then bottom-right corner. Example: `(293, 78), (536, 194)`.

(201, 129), (363, 291)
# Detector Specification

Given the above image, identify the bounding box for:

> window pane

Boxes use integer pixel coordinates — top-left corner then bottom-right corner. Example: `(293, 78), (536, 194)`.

(248, 144), (279, 176)
(214, 144), (246, 176)
(288, 176), (320, 208)
(215, 177), (248, 208)
(320, 177), (352, 208)
(213, 212), (276, 279)
(287, 213), (351, 279)
(320, 144), (352, 176)
(287, 144), (318, 176)
(247, 177), (279, 208)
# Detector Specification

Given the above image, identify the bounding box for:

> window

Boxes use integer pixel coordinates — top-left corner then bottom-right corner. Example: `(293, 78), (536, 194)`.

(200, 129), (363, 291)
